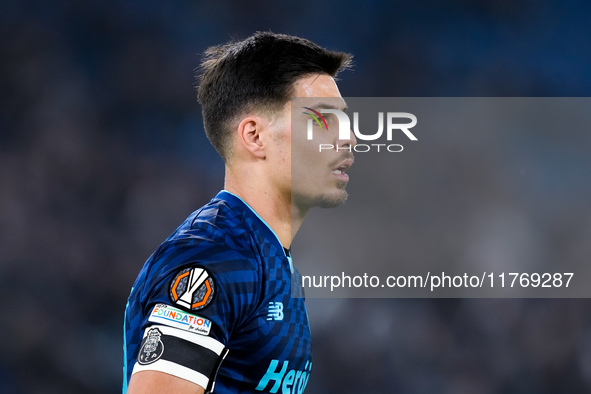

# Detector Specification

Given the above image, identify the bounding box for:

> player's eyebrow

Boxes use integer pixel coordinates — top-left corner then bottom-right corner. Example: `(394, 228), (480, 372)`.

(310, 102), (348, 112)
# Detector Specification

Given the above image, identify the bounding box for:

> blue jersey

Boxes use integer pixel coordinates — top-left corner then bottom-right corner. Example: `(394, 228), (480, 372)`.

(123, 190), (312, 393)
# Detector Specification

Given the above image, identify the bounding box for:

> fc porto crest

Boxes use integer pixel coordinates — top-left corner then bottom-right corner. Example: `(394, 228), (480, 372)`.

(169, 267), (215, 311)
(138, 328), (164, 365)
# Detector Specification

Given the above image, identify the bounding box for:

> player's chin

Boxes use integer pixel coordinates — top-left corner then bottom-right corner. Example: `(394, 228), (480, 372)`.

(314, 188), (349, 209)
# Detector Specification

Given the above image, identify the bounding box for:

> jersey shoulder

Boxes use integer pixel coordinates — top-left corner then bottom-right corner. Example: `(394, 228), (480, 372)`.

(140, 193), (263, 283)
(130, 191), (286, 325)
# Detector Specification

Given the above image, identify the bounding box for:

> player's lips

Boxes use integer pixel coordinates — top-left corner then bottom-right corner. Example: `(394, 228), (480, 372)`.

(331, 158), (353, 181)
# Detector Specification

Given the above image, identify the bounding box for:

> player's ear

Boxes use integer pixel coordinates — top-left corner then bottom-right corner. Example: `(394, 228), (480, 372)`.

(236, 116), (266, 159)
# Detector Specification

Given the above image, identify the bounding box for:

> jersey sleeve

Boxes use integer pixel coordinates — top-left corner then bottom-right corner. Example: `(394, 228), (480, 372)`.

(130, 238), (262, 391)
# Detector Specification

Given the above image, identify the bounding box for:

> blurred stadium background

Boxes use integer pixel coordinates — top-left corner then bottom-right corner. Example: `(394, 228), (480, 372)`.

(2, 1), (591, 393)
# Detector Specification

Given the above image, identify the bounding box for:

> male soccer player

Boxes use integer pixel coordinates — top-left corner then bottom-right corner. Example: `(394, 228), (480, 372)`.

(123, 32), (355, 393)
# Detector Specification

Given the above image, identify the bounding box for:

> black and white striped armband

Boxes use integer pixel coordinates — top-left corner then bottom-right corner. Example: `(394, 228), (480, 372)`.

(132, 325), (228, 392)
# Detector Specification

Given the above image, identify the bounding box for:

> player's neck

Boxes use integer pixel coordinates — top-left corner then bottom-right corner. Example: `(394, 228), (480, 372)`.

(224, 172), (302, 249)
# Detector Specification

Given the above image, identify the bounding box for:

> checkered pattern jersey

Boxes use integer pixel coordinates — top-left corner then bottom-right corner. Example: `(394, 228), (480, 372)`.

(123, 190), (312, 393)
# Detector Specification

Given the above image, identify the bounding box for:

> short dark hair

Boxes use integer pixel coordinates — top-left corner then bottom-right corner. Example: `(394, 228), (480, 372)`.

(196, 31), (353, 161)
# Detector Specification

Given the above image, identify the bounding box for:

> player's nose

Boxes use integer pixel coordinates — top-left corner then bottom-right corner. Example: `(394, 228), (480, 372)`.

(337, 128), (356, 151)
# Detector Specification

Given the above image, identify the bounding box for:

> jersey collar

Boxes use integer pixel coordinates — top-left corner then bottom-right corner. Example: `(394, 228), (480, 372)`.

(216, 190), (287, 253)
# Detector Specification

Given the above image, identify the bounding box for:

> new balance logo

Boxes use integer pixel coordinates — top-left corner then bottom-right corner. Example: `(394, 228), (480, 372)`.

(267, 302), (284, 321)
